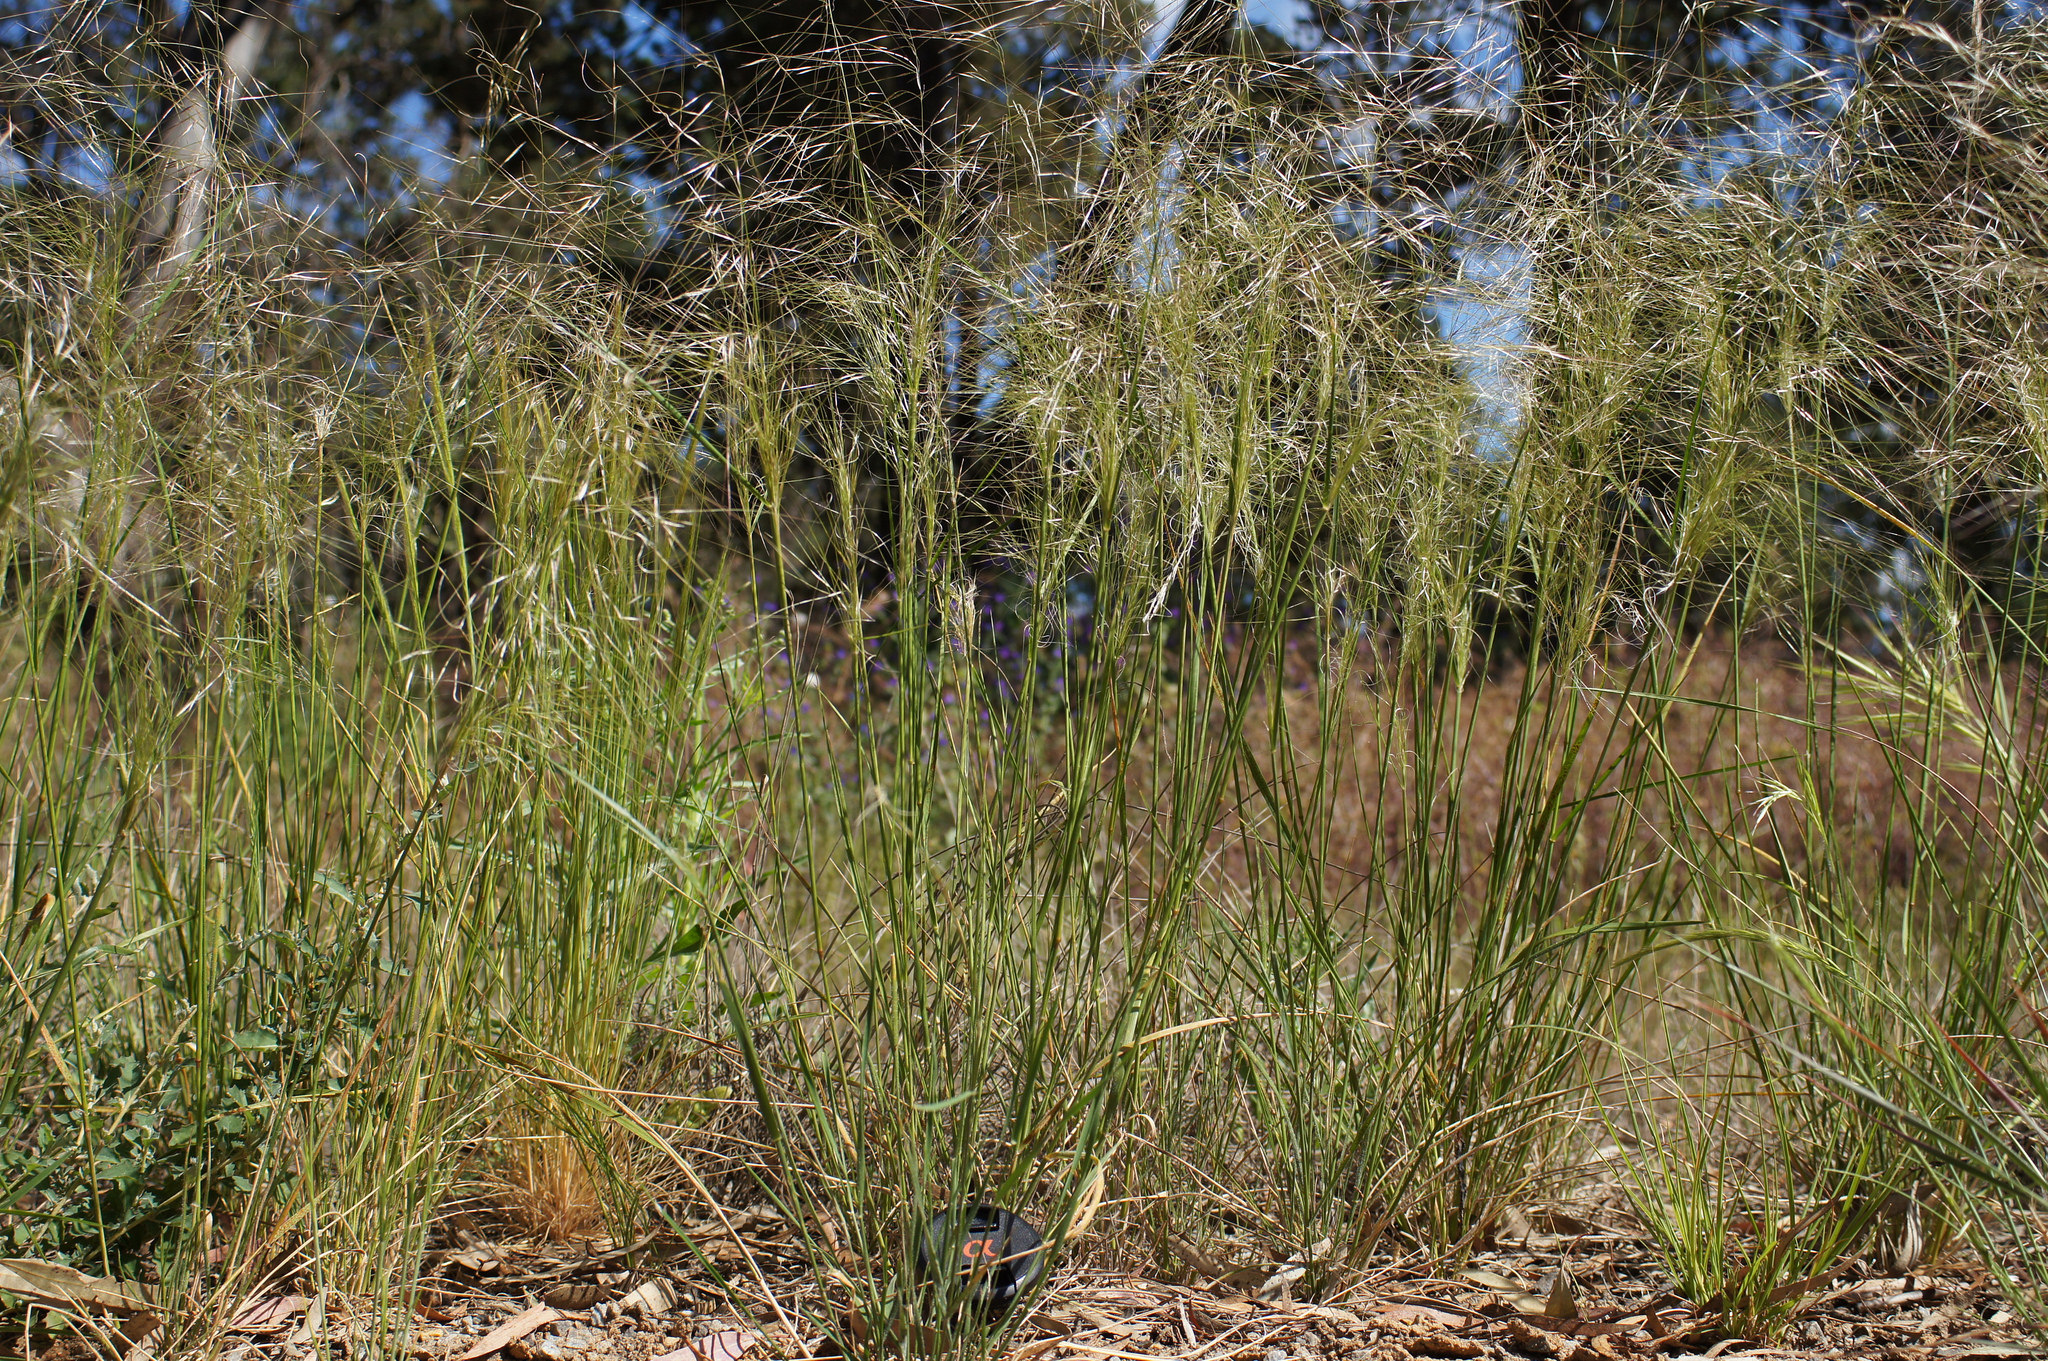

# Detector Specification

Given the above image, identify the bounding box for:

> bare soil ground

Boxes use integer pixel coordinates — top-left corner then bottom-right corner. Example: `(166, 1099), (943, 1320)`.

(41, 1198), (2021, 1361)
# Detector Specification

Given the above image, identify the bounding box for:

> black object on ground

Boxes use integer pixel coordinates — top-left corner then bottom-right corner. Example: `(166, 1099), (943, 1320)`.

(917, 1206), (1044, 1315)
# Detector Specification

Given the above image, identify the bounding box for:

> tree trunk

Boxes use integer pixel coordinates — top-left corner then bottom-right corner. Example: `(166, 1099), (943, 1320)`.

(1069, 0), (1241, 279)
(124, 2), (277, 329)
(1516, 0), (1583, 145)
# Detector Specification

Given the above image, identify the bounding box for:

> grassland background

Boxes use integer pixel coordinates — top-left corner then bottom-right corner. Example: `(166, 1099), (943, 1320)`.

(4, 11), (2048, 1358)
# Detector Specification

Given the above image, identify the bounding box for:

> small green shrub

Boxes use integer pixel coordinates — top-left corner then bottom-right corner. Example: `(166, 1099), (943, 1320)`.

(2, 925), (373, 1273)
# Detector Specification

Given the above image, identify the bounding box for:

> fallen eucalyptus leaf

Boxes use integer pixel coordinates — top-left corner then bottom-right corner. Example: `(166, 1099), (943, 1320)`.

(1542, 1269), (1579, 1321)
(456, 1305), (562, 1361)
(1165, 1237), (1229, 1278)
(1008, 1336), (1068, 1361)
(444, 1246), (501, 1274)
(1379, 1304), (1467, 1329)
(290, 1292), (326, 1348)
(0, 1259), (155, 1315)
(1215, 1265), (1272, 1292)
(617, 1277), (679, 1319)
(1255, 1264), (1306, 1302)
(1459, 1269), (1524, 1293)
(229, 1295), (309, 1332)
(122, 1318), (164, 1361)
(653, 1330), (759, 1361)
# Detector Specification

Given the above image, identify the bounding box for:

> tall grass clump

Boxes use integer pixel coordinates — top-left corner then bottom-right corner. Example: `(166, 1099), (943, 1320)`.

(1, 167), (753, 1337)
